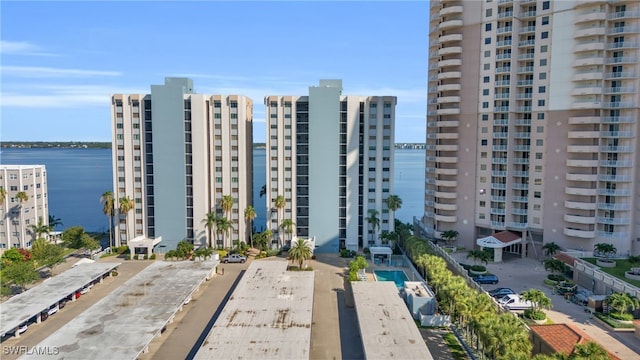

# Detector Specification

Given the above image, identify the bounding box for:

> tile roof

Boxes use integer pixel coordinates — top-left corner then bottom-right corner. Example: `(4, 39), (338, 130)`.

(554, 252), (577, 268)
(530, 324), (620, 360)
(492, 230), (521, 243)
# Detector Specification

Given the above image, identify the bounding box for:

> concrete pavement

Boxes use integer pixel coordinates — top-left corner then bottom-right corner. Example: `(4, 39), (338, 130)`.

(449, 251), (640, 359)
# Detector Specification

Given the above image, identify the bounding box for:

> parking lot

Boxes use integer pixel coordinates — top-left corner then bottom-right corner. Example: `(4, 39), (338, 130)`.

(449, 251), (640, 359)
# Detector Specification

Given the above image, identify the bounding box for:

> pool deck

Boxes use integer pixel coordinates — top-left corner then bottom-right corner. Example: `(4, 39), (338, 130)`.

(362, 255), (417, 282)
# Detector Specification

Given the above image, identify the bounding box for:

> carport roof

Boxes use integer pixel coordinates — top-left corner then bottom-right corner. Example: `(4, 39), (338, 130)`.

(0, 262), (120, 337)
(477, 231), (522, 248)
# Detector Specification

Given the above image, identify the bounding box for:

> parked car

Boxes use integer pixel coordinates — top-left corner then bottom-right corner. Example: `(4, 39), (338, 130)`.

(472, 274), (499, 284)
(40, 311), (49, 321)
(15, 323), (28, 335)
(488, 287), (515, 299)
(573, 289), (593, 306)
(184, 296), (192, 305)
(48, 304), (59, 316)
(80, 287), (90, 295)
(498, 294), (534, 311)
(59, 299), (67, 309)
(222, 254), (247, 263)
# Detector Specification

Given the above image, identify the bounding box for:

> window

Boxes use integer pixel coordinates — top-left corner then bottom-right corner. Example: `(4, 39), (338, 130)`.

(541, 31), (548, 39)
(480, 201), (486, 207)
(481, 127), (488, 133)
(533, 204), (541, 211)
(535, 165), (542, 172)
(536, 139), (543, 146)
(538, 86), (546, 93)
(483, 76), (490, 83)
(542, 1), (549, 10)
(533, 217), (540, 225)
(535, 152), (543, 160)
(480, 164), (487, 170)
(484, 63), (490, 70)
(479, 213), (486, 220)
(481, 139), (488, 146)
(482, 114), (489, 121)
(483, 89), (490, 96)
(540, 45), (548, 53)
(484, 50), (491, 58)
(541, 16), (549, 25)
(534, 179), (542, 185)
(485, 23), (492, 31)
(539, 73), (547, 80)
(539, 59), (547, 66)
(482, 102), (489, 108)
(538, 99), (545, 106)
(537, 112), (545, 119)
(486, 8), (492, 17)
(534, 191), (541, 198)
(536, 126), (544, 133)
(480, 177), (486, 183)
(481, 152), (488, 158)
(230, 101), (238, 108)
(485, 37), (491, 45)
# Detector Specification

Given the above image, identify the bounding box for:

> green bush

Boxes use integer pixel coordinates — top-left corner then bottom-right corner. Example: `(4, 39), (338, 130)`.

(111, 270), (119, 276)
(348, 269), (359, 281)
(117, 246), (129, 254)
(133, 255), (139, 260)
(609, 312), (634, 321)
(265, 249), (280, 257)
(524, 309), (546, 320)
(217, 249), (228, 259)
(150, 254), (156, 260)
(470, 265), (487, 272)
(143, 255), (148, 260)
(340, 249), (356, 258)
(124, 254), (131, 260)
(547, 274), (565, 282)
(363, 247), (370, 254)
(595, 313), (635, 328)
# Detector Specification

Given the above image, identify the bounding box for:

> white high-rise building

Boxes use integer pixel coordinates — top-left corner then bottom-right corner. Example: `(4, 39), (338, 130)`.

(0, 165), (49, 252)
(420, 1), (640, 256)
(265, 80), (397, 252)
(111, 78), (253, 253)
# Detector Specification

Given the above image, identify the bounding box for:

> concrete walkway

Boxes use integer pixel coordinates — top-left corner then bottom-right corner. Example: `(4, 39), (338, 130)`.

(449, 250), (640, 359)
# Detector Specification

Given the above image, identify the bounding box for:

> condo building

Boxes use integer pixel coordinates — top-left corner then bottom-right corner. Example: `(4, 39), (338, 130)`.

(420, 0), (639, 256)
(265, 80), (397, 252)
(0, 165), (49, 252)
(111, 77), (253, 252)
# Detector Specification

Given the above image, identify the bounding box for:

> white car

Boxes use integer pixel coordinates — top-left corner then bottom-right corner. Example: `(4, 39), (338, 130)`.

(80, 287), (90, 294)
(498, 294), (535, 310)
(16, 323), (28, 335)
(48, 304), (59, 316)
(184, 296), (192, 305)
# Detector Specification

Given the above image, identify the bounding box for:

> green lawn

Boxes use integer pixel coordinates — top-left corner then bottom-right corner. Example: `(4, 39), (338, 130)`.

(442, 332), (469, 360)
(582, 258), (640, 288)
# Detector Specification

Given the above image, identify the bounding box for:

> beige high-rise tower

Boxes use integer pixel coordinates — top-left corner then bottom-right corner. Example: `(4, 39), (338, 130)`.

(420, 0), (639, 256)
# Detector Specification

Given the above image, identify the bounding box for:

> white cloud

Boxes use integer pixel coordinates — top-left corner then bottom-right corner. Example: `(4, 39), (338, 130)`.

(2, 66), (122, 78)
(0, 40), (57, 56)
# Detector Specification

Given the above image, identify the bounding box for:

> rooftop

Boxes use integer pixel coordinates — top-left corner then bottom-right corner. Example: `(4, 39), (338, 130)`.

(530, 323), (621, 360)
(194, 259), (314, 360)
(26, 260), (217, 359)
(0, 262), (120, 336)
(352, 281), (433, 360)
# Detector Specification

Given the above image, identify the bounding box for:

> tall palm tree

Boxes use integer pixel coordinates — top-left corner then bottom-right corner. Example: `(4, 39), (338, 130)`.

(288, 238), (313, 269)
(28, 216), (51, 241)
(244, 206), (257, 248)
(274, 195), (286, 248)
(572, 341), (610, 360)
(100, 191), (115, 248)
(280, 219), (296, 247)
(118, 196), (135, 245)
(594, 243), (617, 258)
(263, 228), (273, 250)
(385, 195), (402, 227)
(542, 242), (561, 257)
(220, 194), (235, 245)
(202, 211), (217, 248)
(16, 191), (29, 244)
(366, 209), (380, 245)
(215, 216), (232, 249)
(48, 214), (63, 230)
(441, 229), (459, 246)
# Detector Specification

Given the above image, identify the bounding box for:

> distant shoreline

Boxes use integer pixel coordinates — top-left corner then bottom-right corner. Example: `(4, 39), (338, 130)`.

(1, 142), (427, 150)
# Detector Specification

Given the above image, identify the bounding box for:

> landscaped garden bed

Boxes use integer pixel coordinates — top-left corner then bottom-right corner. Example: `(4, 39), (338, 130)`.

(582, 258), (640, 288)
(594, 313), (635, 332)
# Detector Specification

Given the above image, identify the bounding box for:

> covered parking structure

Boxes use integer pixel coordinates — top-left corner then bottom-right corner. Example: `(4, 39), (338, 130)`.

(476, 231), (522, 263)
(352, 281), (433, 359)
(25, 259), (218, 359)
(369, 246), (393, 266)
(1, 262), (120, 338)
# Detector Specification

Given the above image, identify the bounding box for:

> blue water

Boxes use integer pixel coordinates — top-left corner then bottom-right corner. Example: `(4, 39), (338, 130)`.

(0, 147), (425, 234)
(374, 270), (409, 288)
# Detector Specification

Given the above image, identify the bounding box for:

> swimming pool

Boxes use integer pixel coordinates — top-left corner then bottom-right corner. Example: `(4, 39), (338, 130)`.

(373, 270), (409, 288)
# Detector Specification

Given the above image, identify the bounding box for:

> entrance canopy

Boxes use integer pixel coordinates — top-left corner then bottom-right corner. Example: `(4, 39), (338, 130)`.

(370, 246), (393, 266)
(476, 231), (522, 248)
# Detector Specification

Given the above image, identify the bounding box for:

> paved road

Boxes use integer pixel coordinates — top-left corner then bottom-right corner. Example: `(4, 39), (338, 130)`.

(1, 256), (152, 360)
(450, 251), (640, 359)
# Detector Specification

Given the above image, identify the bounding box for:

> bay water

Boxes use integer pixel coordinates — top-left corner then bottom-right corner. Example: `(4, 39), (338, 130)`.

(0, 148), (424, 233)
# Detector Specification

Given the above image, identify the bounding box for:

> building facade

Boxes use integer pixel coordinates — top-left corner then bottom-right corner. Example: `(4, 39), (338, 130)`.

(0, 165), (49, 252)
(265, 80), (396, 252)
(111, 77), (253, 252)
(421, 1), (639, 255)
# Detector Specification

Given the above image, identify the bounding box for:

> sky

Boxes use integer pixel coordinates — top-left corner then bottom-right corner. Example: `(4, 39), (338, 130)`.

(1, 1), (428, 143)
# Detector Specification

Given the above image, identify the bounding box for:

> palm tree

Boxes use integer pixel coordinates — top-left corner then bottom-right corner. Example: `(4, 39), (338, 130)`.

(606, 292), (639, 316)
(100, 191), (115, 248)
(594, 243), (617, 258)
(542, 242), (561, 257)
(253, 231), (267, 251)
(0, 187), (6, 205)
(259, 184), (267, 198)
(544, 258), (569, 276)
(280, 219), (296, 247)
(244, 206), (257, 248)
(366, 209), (380, 245)
(521, 288), (552, 313)
(48, 214), (63, 230)
(273, 195), (286, 248)
(202, 211), (217, 248)
(466, 249), (491, 266)
(263, 228), (273, 250)
(15, 191), (29, 243)
(571, 341), (610, 360)
(385, 195), (402, 226)
(118, 196), (135, 245)
(215, 216), (232, 249)
(441, 229), (459, 246)
(220, 195), (235, 245)
(288, 238), (313, 269)
(28, 216), (51, 241)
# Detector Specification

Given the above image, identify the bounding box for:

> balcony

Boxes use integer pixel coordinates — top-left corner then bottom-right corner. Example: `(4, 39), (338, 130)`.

(507, 222), (528, 229)
(435, 179), (458, 187)
(496, 67), (512, 73)
(437, 96), (461, 104)
(567, 145), (599, 153)
(604, 71), (636, 79)
(515, 106), (532, 112)
(600, 130), (634, 138)
(512, 183), (529, 190)
(607, 26), (640, 35)
(605, 56), (638, 64)
(519, 10), (536, 18)
(497, 26), (513, 34)
(574, 26), (606, 37)
(437, 83), (461, 91)
(435, 144), (459, 151)
(598, 202), (630, 211)
(572, 71), (603, 81)
(564, 228), (596, 238)
(493, 145), (508, 151)
(565, 187), (597, 196)
(514, 118), (531, 126)
(491, 221), (506, 228)
(518, 40), (536, 48)
(434, 203), (457, 211)
(498, 11), (514, 19)
(439, 5), (464, 16)
(603, 86), (635, 94)
(492, 170), (507, 177)
(608, 10), (640, 20)
(435, 168), (457, 175)
(571, 86), (601, 96)
(568, 130), (600, 138)
(565, 214), (596, 224)
(513, 157), (530, 164)
(436, 108), (461, 115)
(493, 132), (509, 139)
(518, 53), (535, 60)
(438, 46), (463, 56)
(516, 93), (532, 99)
(595, 231), (630, 240)
(517, 66), (534, 73)
(566, 159), (599, 167)
(519, 25), (536, 34)
(496, 53), (512, 60)
(606, 41), (639, 50)
(496, 40), (513, 48)
(598, 174), (632, 182)
(573, 56), (604, 67)
(439, 19), (464, 30)
(574, 11), (607, 24)
(491, 183), (507, 190)
(439, 33), (463, 43)
(597, 217), (630, 225)
(438, 59), (462, 67)
(571, 100), (602, 109)
(600, 145), (633, 153)
(574, 41), (605, 52)
(435, 156), (458, 163)
(598, 188), (632, 196)
(566, 173), (597, 181)
(516, 79), (533, 86)
(494, 119), (509, 125)
(434, 132), (459, 139)
(599, 160), (632, 167)
(435, 214), (457, 222)
(491, 195), (506, 202)
(495, 93), (511, 99)
(435, 191), (457, 199)
(568, 116), (600, 124)
(513, 145), (530, 152)
(490, 208), (506, 215)
(565, 200), (597, 210)
(492, 158), (508, 164)
(495, 106), (510, 113)
(434, 120), (460, 127)
(438, 71), (462, 80)
(601, 116), (634, 124)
